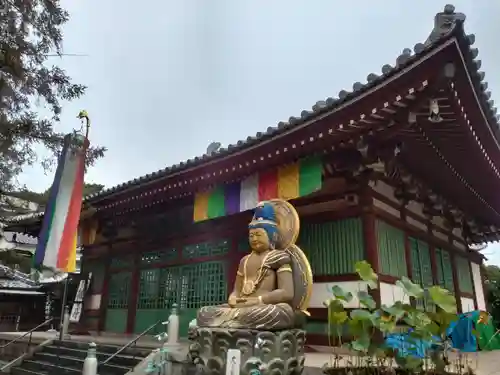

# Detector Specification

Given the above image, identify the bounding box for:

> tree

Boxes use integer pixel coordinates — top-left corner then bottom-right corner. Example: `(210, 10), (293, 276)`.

(0, 0), (106, 193)
(7, 182), (104, 207)
(485, 265), (500, 327)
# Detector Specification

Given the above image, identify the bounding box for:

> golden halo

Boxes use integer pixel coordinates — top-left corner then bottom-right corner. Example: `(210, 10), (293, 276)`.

(267, 199), (300, 249)
(286, 244), (313, 314)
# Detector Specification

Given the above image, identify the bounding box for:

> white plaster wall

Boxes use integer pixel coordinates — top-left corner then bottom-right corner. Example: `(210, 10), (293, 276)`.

(453, 240), (466, 251)
(87, 294), (101, 310)
(471, 262), (486, 311)
(461, 297), (475, 313)
(370, 181), (398, 203)
(432, 216), (446, 231)
(310, 281), (368, 309)
(432, 229), (448, 242)
(380, 282), (410, 306)
(452, 227), (464, 240)
(406, 216), (427, 232)
(373, 198), (400, 218)
(406, 201), (425, 218)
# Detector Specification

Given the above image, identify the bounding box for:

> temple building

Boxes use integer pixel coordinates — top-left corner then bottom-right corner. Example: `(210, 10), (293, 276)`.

(5, 5), (498, 345)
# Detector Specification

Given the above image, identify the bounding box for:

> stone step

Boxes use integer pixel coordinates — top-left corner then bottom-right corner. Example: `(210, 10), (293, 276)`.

(52, 340), (151, 358)
(18, 359), (80, 375)
(29, 352), (130, 375)
(42, 345), (143, 367)
(11, 366), (48, 375)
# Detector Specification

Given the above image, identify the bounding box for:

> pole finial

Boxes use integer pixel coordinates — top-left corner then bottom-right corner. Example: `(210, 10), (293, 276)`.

(77, 110), (91, 139)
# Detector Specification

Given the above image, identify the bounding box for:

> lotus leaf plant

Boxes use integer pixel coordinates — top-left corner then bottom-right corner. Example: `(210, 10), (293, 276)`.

(322, 261), (475, 374)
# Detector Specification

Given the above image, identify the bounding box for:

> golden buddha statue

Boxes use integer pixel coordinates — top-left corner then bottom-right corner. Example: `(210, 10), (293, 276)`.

(197, 199), (312, 331)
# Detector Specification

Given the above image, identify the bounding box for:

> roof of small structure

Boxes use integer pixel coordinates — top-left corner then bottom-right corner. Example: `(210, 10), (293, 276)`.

(0, 268), (40, 289)
(2, 232), (37, 245)
(77, 5), (497, 206)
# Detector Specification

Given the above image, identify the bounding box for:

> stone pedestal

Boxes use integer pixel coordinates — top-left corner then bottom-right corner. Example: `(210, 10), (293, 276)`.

(187, 327), (306, 375)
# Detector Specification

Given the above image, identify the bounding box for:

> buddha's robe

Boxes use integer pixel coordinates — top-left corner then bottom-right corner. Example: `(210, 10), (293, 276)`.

(197, 250), (295, 330)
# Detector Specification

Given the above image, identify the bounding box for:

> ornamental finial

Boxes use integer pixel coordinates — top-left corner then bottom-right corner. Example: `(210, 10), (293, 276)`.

(425, 4), (466, 45)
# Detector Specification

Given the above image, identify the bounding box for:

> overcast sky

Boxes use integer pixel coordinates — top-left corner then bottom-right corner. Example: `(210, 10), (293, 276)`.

(17, 0), (500, 263)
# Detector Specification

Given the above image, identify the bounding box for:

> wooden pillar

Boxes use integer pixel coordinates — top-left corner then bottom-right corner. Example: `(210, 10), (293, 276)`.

(360, 184), (380, 305)
(126, 251), (140, 334)
(480, 263), (489, 309)
(450, 253), (462, 314)
(404, 235), (413, 280)
(97, 251), (111, 332)
(401, 206), (413, 280)
(227, 237), (241, 296)
(403, 233), (418, 308)
(429, 244), (438, 285)
(469, 262), (479, 311)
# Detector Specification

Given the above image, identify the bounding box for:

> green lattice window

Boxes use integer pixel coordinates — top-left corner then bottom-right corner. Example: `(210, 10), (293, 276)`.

(137, 269), (160, 309)
(377, 221), (407, 278)
(136, 262), (227, 310)
(107, 272), (131, 309)
(137, 267), (184, 310)
(110, 256), (134, 270)
(456, 256), (473, 294)
(409, 238), (435, 312)
(183, 261), (227, 308)
(134, 261), (227, 336)
(298, 218), (364, 275)
(182, 239), (230, 259)
(140, 249), (178, 265)
(159, 267), (183, 309)
(435, 248), (455, 292)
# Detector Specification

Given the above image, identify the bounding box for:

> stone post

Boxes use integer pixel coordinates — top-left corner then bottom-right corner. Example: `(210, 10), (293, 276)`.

(167, 304), (179, 345)
(83, 342), (98, 375)
(145, 359), (157, 375)
(62, 305), (70, 338)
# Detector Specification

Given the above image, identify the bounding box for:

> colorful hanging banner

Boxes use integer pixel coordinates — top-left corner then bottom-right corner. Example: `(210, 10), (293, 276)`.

(193, 155), (322, 222)
(34, 133), (89, 273)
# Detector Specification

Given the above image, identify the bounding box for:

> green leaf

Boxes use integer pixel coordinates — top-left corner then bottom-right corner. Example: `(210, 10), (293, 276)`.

(357, 291), (376, 309)
(428, 286), (457, 313)
(324, 298), (345, 312)
(381, 302), (406, 320)
(354, 260), (378, 289)
(395, 276), (424, 298)
(350, 336), (370, 353)
(350, 309), (373, 322)
(329, 311), (348, 325)
(331, 285), (353, 303)
(373, 311), (397, 333)
(429, 311), (458, 335)
(404, 309), (432, 330)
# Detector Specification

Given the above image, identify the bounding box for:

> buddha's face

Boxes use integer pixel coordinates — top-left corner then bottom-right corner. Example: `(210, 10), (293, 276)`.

(249, 228), (270, 253)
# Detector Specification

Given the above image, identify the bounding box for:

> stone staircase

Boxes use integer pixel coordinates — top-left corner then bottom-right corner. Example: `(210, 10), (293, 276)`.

(10, 340), (151, 375)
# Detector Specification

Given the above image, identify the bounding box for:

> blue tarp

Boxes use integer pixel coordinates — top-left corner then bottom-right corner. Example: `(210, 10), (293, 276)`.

(384, 312), (480, 358)
(384, 331), (439, 358)
(446, 312), (479, 352)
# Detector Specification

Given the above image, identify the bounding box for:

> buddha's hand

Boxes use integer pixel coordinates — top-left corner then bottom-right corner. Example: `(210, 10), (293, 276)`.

(235, 297), (263, 306)
(228, 294), (238, 307)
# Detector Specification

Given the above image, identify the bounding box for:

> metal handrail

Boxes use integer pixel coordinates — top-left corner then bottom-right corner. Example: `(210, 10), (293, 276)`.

(100, 319), (165, 366)
(0, 318), (53, 349)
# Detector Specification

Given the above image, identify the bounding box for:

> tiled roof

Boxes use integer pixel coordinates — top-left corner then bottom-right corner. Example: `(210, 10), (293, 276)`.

(1, 211), (43, 223)
(2, 231), (37, 245)
(0, 279), (39, 289)
(83, 5), (498, 205)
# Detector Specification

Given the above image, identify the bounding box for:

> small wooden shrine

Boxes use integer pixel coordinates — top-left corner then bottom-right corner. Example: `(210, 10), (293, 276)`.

(5, 5), (497, 345)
